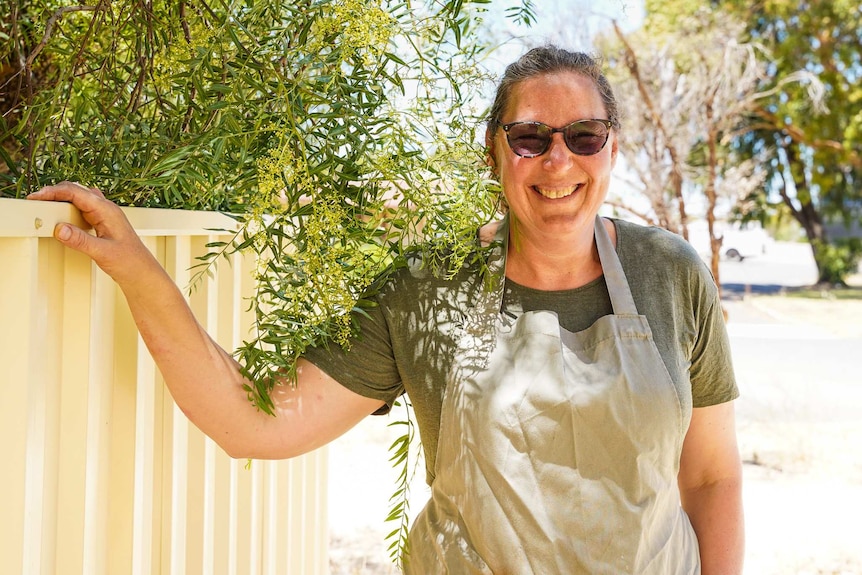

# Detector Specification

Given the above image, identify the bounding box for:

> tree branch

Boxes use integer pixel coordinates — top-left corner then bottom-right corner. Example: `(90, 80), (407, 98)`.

(752, 106), (861, 168)
(25, 6), (98, 69)
(612, 20), (689, 234)
(603, 199), (659, 228)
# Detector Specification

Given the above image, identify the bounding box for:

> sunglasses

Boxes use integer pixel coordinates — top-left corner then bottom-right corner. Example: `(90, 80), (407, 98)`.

(501, 119), (614, 158)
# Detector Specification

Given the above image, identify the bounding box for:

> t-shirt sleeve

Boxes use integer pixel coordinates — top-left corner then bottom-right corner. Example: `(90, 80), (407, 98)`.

(618, 220), (739, 409)
(688, 259), (740, 408)
(302, 298), (405, 415)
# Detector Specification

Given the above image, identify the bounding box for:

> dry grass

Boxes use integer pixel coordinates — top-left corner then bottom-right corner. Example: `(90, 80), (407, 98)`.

(747, 293), (862, 339)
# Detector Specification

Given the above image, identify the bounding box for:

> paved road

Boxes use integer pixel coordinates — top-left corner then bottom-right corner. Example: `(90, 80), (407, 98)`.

(727, 304), (862, 421)
(716, 240), (819, 295)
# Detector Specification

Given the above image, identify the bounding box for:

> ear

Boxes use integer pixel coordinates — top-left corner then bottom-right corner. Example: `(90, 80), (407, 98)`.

(485, 127), (497, 170)
(609, 131), (619, 169)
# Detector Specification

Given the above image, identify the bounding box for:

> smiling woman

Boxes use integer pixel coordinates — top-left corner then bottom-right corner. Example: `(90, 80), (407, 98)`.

(304, 46), (744, 574)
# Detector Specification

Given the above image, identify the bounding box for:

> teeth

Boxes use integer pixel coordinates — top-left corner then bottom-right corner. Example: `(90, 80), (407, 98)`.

(535, 185), (578, 199)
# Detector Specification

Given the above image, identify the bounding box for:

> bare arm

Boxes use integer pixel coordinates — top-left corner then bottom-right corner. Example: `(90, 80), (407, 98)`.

(678, 401), (745, 575)
(28, 182), (384, 459)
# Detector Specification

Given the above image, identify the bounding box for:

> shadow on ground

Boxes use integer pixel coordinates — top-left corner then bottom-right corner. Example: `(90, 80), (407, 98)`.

(722, 283), (788, 299)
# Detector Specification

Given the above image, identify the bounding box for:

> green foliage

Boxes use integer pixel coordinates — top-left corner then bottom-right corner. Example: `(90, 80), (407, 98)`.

(740, 0), (861, 193)
(812, 238), (862, 287)
(1, 0), (524, 563)
(384, 399), (419, 569)
(2, 0), (503, 393)
(709, 0), (862, 283)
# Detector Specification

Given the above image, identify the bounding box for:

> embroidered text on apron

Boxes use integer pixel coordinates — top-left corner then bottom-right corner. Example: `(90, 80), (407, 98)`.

(405, 215), (700, 574)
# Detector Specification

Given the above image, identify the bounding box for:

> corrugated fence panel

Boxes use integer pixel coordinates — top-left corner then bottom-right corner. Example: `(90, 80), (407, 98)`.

(56, 248), (96, 575)
(0, 199), (329, 575)
(1, 236), (37, 575)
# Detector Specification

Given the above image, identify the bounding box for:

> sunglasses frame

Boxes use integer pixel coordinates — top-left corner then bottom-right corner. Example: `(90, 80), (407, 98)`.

(501, 119), (615, 158)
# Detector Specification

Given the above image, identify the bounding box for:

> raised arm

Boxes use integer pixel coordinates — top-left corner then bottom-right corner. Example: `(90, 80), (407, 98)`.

(28, 182), (384, 459)
(678, 401), (745, 575)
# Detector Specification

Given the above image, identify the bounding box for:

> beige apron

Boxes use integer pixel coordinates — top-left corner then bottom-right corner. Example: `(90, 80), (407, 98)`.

(404, 215), (700, 574)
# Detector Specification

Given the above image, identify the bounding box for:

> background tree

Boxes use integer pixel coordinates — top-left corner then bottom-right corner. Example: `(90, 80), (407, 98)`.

(602, 21), (696, 238)
(598, 9), (767, 292)
(665, 11), (768, 293)
(596, 0), (858, 287)
(707, 0), (862, 285)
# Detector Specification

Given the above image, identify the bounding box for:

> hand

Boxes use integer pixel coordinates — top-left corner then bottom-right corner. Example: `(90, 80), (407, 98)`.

(27, 181), (156, 283)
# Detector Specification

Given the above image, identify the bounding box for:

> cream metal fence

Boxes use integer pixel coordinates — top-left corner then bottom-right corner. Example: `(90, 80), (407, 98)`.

(0, 198), (329, 575)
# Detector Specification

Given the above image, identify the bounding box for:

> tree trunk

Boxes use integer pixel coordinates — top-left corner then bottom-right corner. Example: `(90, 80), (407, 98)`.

(779, 143), (830, 284)
(779, 142), (829, 284)
(704, 103), (722, 299)
(613, 20), (690, 239)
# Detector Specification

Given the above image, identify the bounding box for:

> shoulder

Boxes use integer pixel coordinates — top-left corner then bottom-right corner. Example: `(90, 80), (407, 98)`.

(612, 219), (718, 303)
(370, 242), (490, 315)
(614, 219), (709, 275)
(614, 219), (700, 262)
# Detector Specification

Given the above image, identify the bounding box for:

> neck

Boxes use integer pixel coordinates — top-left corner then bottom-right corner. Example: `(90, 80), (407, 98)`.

(504, 217), (612, 291)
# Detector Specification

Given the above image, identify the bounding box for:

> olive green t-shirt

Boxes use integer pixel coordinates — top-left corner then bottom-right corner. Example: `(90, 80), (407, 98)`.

(304, 219), (738, 483)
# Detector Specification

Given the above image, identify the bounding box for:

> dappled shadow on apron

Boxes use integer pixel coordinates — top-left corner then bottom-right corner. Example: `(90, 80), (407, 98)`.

(375, 239), (505, 485)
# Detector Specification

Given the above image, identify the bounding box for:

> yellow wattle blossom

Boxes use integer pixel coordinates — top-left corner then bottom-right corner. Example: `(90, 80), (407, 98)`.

(310, 0), (396, 68)
(152, 23), (218, 89)
(254, 140), (309, 216)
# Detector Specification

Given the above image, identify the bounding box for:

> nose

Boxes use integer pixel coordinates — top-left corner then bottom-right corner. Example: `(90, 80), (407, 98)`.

(543, 132), (575, 169)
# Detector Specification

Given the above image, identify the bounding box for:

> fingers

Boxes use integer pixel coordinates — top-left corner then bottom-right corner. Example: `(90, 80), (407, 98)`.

(28, 182), (111, 231)
(53, 220), (98, 254)
(29, 181), (124, 233)
(28, 181), (139, 268)
(28, 181), (107, 204)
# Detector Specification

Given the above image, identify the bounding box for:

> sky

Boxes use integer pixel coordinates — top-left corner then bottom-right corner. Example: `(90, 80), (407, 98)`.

(481, 0), (646, 75)
(455, 0), (646, 121)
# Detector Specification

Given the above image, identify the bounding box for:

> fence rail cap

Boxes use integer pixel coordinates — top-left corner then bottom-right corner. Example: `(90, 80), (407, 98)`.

(0, 198), (240, 238)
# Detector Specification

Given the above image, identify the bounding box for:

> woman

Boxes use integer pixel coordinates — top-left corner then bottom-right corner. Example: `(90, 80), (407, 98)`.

(29, 46), (743, 574)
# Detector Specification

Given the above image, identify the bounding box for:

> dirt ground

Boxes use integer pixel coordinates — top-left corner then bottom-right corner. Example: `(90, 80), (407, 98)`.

(327, 291), (862, 575)
(728, 293), (862, 575)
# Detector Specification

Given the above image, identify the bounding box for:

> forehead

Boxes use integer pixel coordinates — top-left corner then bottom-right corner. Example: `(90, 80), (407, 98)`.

(504, 71), (605, 122)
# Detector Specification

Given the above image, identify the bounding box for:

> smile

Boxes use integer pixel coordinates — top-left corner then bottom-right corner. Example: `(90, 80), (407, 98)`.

(534, 185), (580, 199)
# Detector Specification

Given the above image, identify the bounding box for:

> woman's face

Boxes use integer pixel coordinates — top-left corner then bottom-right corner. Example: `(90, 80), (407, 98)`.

(488, 71), (618, 243)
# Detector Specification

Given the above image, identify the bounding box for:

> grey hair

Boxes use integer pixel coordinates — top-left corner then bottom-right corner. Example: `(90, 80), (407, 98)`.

(486, 46), (620, 137)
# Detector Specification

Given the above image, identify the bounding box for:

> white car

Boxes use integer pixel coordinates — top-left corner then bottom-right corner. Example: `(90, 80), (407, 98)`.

(719, 224), (772, 261)
(687, 220), (773, 262)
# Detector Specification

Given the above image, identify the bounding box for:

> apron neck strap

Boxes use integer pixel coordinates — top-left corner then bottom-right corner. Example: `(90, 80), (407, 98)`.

(482, 215), (509, 315)
(593, 215), (639, 316)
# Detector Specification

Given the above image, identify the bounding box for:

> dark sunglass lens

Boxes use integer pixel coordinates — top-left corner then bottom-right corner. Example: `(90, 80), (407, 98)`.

(507, 124), (550, 157)
(564, 121), (609, 155)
